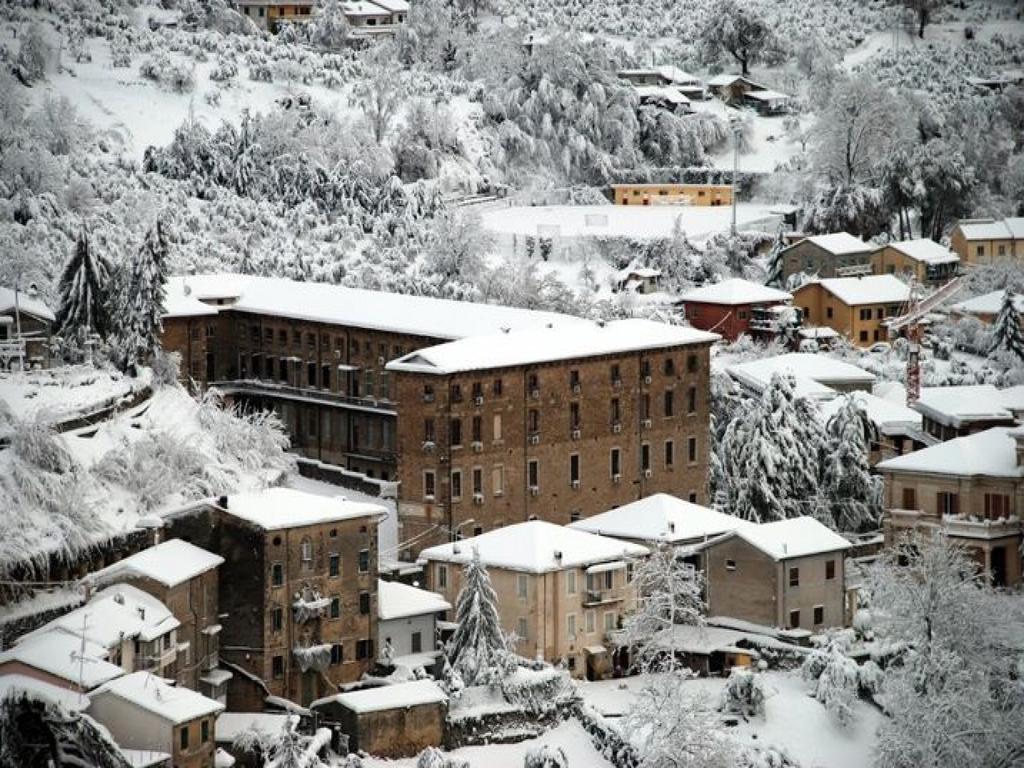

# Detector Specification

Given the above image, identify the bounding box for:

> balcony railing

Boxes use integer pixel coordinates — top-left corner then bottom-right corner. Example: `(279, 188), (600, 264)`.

(210, 379), (397, 414)
(887, 508), (1022, 540)
(583, 590), (623, 607)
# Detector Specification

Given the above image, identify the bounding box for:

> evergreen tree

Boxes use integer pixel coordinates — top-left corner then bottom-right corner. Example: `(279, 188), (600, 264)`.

(115, 219), (169, 368)
(446, 548), (510, 686)
(764, 227), (786, 288)
(54, 229), (112, 340)
(988, 289), (1024, 359)
(820, 396), (881, 532)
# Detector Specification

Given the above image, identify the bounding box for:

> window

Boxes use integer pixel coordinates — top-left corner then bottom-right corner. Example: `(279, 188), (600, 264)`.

(641, 393), (651, 421)
(450, 418), (462, 447)
(665, 440), (674, 467)
(201, 719), (209, 744)
(517, 573), (528, 599)
(356, 639), (374, 660)
(725, 559), (737, 571)
(662, 389), (675, 417)
(330, 644), (343, 665)
(271, 606), (283, 632)
(359, 591), (370, 615)
(492, 465), (505, 496)
(330, 597), (340, 618)
(424, 418), (435, 442)
(876, 307), (884, 320)
(789, 610), (800, 628)
(528, 459), (539, 489)
(789, 567), (799, 587)
(528, 373), (539, 394)
(687, 386), (697, 414)
(271, 563), (283, 587)
(570, 369), (580, 389)
(610, 448), (621, 477)
(570, 454), (580, 486)
(689, 491), (698, 503)
(272, 655), (284, 678)
(423, 384), (435, 401)
(322, 366), (331, 390)
(567, 614), (577, 639)
(358, 549), (370, 573)
(424, 471), (436, 499)
(859, 330), (869, 342)
(472, 467), (483, 495)
(467, 415), (481, 443)
(641, 443), (651, 472)
(859, 308), (871, 321)
(570, 402), (581, 429)
(610, 364), (621, 384)
(902, 487), (917, 509)
(603, 612), (617, 632)
(493, 378), (503, 396)
(567, 570), (577, 595)
(437, 564), (448, 589)
(826, 306), (833, 319)
(472, 381), (483, 400)
(663, 358), (675, 376)
(411, 631), (422, 654)
(301, 538), (313, 564)
(977, 245), (984, 257)
(450, 383), (462, 403)
(528, 409), (540, 433)
(493, 413), (502, 441)
(687, 436), (697, 463)
(610, 398), (620, 423)
(687, 354), (698, 373)
(307, 362), (317, 388)
(180, 725), (189, 750)
(641, 360), (651, 378)
(586, 610), (595, 633)
(984, 493), (1011, 519)
(937, 491), (959, 517)
(517, 617), (528, 639)
(813, 606), (824, 625)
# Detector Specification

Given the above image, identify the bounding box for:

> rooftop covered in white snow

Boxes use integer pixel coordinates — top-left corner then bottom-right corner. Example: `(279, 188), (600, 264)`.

(0, 630), (124, 689)
(678, 278), (792, 306)
(223, 487), (387, 531)
(726, 353), (874, 399)
(89, 539), (224, 589)
(951, 290), (1024, 317)
(786, 232), (871, 256)
(818, 391), (922, 436)
(913, 385), (1020, 428)
(418, 520), (649, 574)
(90, 671), (224, 725)
(0, 286), (56, 322)
(877, 426), (1024, 478)
(0, 674), (91, 712)
(386, 319), (719, 376)
(884, 238), (960, 265)
(955, 217), (1024, 241)
(723, 517), (852, 560)
(568, 493), (751, 544)
(378, 579), (451, 621)
(313, 679), (447, 714)
(811, 274), (911, 306)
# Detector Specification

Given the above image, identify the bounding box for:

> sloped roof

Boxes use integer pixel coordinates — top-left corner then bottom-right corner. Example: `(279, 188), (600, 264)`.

(0, 286), (55, 322)
(886, 238), (960, 265)
(877, 426), (1024, 478)
(224, 488), (386, 531)
(731, 517), (852, 560)
(91, 671), (224, 725)
(727, 353), (874, 390)
(956, 218), (1024, 240)
(0, 630), (124, 689)
(90, 539), (223, 589)
(29, 584), (179, 648)
(0, 674), (90, 712)
(314, 679), (447, 714)
(913, 385), (1015, 427)
(679, 278), (792, 306)
(378, 579), (451, 621)
(818, 391), (921, 435)
(568, 494), (752, 544)
(418, 520), (648, 573)
(951, 290), (1024, 316)
(795, 232), (871, 256)
(812, 275), (911, 306)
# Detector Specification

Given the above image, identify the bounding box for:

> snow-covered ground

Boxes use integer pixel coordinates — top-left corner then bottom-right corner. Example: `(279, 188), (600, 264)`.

(0, 365), (151, 425)
(692, 99), (807, 174)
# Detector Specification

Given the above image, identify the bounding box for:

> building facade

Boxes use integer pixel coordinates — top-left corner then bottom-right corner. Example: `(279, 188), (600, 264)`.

(678, 278), (793, 342)
(610, 183), (733, 206)
(949, 217), (1024, 265)
(793, 275), (910, 347)
(871, 239), (960, 284)
(780, 233), (874, 281)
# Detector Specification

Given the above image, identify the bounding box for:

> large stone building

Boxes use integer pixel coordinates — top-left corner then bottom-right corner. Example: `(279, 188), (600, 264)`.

(386, 319), (718, 553)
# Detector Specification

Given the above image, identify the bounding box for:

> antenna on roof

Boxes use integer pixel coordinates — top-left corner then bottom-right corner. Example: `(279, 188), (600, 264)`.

(70, 613), (96, 708)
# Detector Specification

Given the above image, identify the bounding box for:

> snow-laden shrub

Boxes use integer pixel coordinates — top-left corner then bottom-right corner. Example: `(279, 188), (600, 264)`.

(524, 743), (568, 768)
(16, 23), (50, 83)
(209, 58), (238, 82)
(857, 659), (884, 696)
(195, 389), (294, 473)
(150, 349), (180, 387)
(415, 746), (469, 768)
(738, 745), (802, 768)
(801, 641), (860, 727)
(139, 52), (195, 92)
(500, 667), (576, 715)
(720, 667), (766, 718)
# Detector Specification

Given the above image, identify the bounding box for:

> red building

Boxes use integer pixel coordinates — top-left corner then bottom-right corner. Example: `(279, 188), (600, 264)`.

(678, 278), (793, 341)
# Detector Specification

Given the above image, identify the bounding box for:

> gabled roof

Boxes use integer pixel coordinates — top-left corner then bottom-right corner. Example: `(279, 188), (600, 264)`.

(634, 85), (691, 106)
(378, 579), (451, 621)
(726, 353), (874, 395)
(955, 218), (1024, 240)
(418, 520), (649, 574)
(0, 630), (124, 689)
(951, 290), (1024, 316)
(0, 286), (55, 322)
(678, 278), (792, 306)
(722, 517), (851, 560)
(885, 238), (959, 265)
(877, 426), (1024, 478)
(90, 539), (223, 589)
(223, 488), (386, 531)
(744, 89), (789, 101)
(568, 494), (752, 544)
(0, 674), (90, 712)
(786, 232), (871, 256)
(90, 671), (224, 725)
(913, 385), (1016, 427)
(314, 679), (446, 714)
(386, 319), (718, 376)
(809, 274), (911, 306)
(707, 74), (763, 88)
(818, 391), (921, 436)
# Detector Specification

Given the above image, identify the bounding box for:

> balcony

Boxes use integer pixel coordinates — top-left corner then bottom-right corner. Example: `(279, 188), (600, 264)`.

(209, 379), (397, 415)
(888, 509), (1022, 540)
(582, 590), (623, 607)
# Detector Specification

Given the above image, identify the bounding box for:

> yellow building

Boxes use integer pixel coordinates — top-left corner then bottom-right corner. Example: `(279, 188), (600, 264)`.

(610, 183), (733, 207)
(792, 275), (911, 347)
(950, 218), (1024, 265)
(871, 238), (960, 284)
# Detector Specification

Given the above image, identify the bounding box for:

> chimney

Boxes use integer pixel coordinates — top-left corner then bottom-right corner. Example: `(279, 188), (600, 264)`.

(554, 550), (563, 561)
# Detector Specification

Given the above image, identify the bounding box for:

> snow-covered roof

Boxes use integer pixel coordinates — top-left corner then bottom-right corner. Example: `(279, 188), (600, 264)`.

(729, 517), (851, 560)
(365, 0), (408, 11)
(215, 712), (298, 742)
(634, 85), (691, 105)
(707, 74), (761, 88)
(90, 671), (224, 725)
(378, 579), (451, 621)
(0, 674), (90, 712)
(386, 319), (718, 376)
(29, 584), (180, 648)
(791, 232), (871, 256)
(727, 353), (874, 392)
(810, 274), (911, 306)
(955, 217), (1024, 241)
(877, 426), (1024, 478)
(223, 487), (386, 531)
(0, 630), (124, 689)
(164, 274), (575, 342)
(995, 385), (1024, 414)
(314, 680), (447, 714)
(797, 326), (840, 339)
(418, 520), (649, 574)
(885, 239), (960, 265)
(818, 392), (921, 436)
(678, 278), (792, 306)
(90, 539), (223, 589)
(342, 0), (390, 16)
(0, 286), (55, 322)
(122, 749), (173, 768)
(568, 494), (752, 544)
(744, 89), (790, 101)
(951, 290), (1024, 316)
(913, 385), (1016, 427)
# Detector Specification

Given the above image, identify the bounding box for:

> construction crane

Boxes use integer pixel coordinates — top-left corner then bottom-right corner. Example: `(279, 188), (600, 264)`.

(885, 275), (965, 405)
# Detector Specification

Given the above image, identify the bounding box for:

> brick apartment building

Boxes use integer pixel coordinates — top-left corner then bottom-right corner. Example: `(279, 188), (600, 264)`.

(386, 319), (718, 554)
(167, 488), (387, 710)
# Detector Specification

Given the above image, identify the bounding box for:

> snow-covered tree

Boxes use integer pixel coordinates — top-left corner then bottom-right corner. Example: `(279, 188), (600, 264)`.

(113, 219), (169, 369)
(764, 228), (786, 289)
(446, 548), (512, 686)
(820, 395), (881, 532)
(524, 744), (568, 768)
(266, 723), (328, 768)
(16, 23), (50, 83)
(988, 290), (1024, 360)
(699, 0), (776, 75)
(720, 666), (766, 719)
(801, 638), (859, 727)
(416, 746), (468, 768)
(902, 0), (944, 38)
(421, 209), (491, 293)
(54, 230), (112, 341)
(308, 0), (350, 48)
(356, 55), (404, 144)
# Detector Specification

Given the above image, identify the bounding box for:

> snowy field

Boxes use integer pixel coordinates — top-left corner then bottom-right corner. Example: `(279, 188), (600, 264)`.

(0, 365), (151, 425)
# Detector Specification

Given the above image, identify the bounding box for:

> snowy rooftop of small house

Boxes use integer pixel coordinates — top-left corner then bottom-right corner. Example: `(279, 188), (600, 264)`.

(0, 286), (56, 322)
(812, 274), (911, 306)
(223, 487), (386, 530)
(315, 680), (447, 714)
(728, 353), (874, 389)
(886, 238), (959, 264)
(0, 674), (89, 712)
(342, 1), (391, 15)
(730, 517), (852, 560)
(164, 274), (575, 341)
(956, 217), (1024, 240)
(678, 278), (791, 306)
(798, 326), (840, 339)
(818, 392), (921, 435)
(121, 749), (173, 768)
(29, 583), (180, 648)
(650, 624), (762, 655)
(634, 85), (691, 105)
(791, 232), (871, 256)
(418, 520), (649, 573)
(707, 74), (761, 87)
(378, 579), (451, 621)
(0, 630), (123, 689)
(386, 319), (718, 375)
(364, 0), (408, 11)
(215, 712), (299, 742)
(744, 89), (789, 101)
(90, 539), (224, 589)
(913, 385), (1016, 427)
(951, 290), (1024, 316)
(877, 426), (1024, 478)
(91, 671), (224, 724)
(568, 493), (751, 544)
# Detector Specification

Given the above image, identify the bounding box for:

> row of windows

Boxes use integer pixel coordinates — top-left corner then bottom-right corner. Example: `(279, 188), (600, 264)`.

(178, 718), (213, 751)
(243, 355), (392, 399)
(269, 639), (375, 678)
(857, 306), (901, 321)
(789, 606), (825, 629)
(724, 559), (836, 584)
(901, 488), (1012, 520)
(269, 549), (370, 584)
(565, 609), (620, 639)
(269, 592), (371, 630)
(242, 327), (407, 363)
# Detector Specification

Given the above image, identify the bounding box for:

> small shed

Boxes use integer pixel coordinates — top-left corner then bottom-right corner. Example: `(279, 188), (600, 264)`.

(310, 680), (447, 758)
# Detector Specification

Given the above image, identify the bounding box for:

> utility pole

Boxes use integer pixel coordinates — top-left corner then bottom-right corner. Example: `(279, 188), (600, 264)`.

(731, 119), (741, 236)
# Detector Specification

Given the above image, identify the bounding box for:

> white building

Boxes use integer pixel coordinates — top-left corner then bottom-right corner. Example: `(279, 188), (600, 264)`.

(377, 579), (451, 671)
